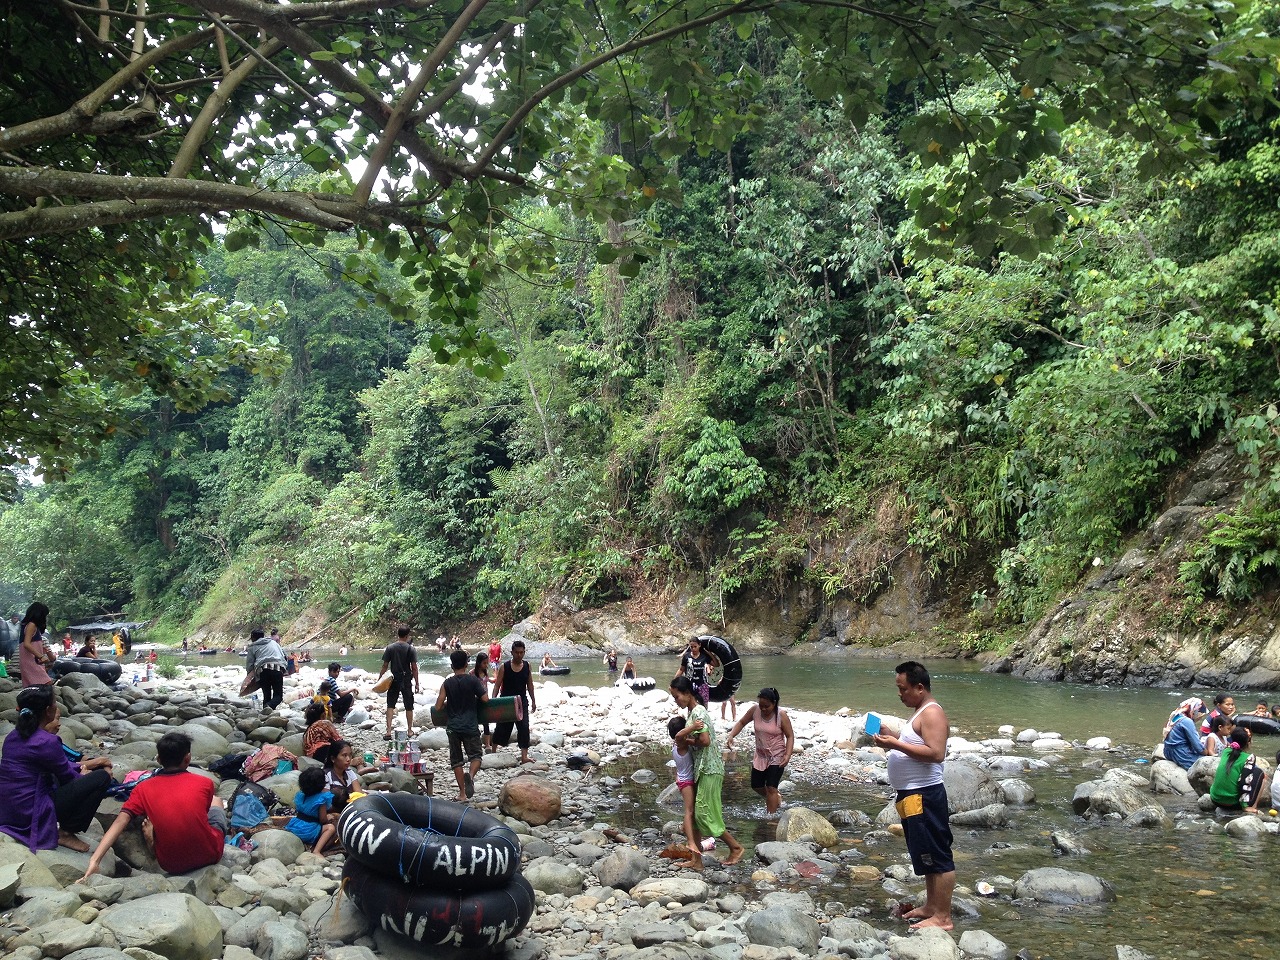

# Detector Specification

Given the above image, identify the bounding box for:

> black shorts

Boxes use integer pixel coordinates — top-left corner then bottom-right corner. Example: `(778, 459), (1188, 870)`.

(896, 782), (954, 875)
(751, 764), (785, 789)
(387, 678), (414, 710)
(448, 731), (484, 768)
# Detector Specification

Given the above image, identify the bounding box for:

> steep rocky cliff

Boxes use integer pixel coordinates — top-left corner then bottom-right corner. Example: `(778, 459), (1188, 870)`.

(529, 440), (1280, 689)
(991, 442), (1280, 688)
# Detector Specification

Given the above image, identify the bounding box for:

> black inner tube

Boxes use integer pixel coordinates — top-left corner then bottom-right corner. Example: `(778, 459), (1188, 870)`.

(1231, 714), (1280, 737)
(697, 635), (742, 702)
(338, 793), (521, 892)
(342, 856), (534, 950)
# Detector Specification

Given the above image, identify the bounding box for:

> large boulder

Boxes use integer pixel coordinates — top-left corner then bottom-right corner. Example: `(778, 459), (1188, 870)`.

(948, 803), (1008, 828)
(1187, 755), (1218, 796)
(250, 830), (305, 867)
(1148, 760), (1194, 796)
(742, 902), (820, 953)
(1083, 781), (1147, 819)
(593, 847), (650, 891)
(774, 807), (839, 848)
(171, 724), (232, 761)
(499, 774), (562, 826)
(1013, 867), (1116, 905)
(98, 892), (223, 960)
(943, 761), (1003, 813)
(9, 917), (118, 957)
(0, 838), (64, 895)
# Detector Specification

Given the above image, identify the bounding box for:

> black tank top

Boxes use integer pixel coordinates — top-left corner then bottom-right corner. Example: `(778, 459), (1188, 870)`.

(499, 660), (531, 698)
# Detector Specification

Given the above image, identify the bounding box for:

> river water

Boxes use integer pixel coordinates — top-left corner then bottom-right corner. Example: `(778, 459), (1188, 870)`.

(180, 647), (1274, 958)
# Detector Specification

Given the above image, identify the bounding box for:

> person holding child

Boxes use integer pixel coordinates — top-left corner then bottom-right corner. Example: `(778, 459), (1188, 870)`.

(669, 676), (744, 867)
(0, 685), (113, 852)
(286, 767), (338, 855)
(81, 732), (226, 879)
(438, 648), (489, 800)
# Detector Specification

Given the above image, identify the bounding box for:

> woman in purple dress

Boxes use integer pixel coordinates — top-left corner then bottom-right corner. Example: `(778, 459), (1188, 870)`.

(0, 685), (113, 852)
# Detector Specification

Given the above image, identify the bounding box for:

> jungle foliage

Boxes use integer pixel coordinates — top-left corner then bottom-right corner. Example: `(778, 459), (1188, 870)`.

(3, 6), (1280, 631)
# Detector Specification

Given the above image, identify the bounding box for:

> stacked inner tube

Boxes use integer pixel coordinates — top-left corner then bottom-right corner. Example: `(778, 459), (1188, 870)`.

(696, 635), (742, 703)
(48, 657), (123, 684)
(339, 793), (533, 949)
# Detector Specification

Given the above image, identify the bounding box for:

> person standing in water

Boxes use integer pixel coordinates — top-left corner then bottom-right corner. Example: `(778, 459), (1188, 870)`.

(872, 660), (955, 932)
(724, 687), (794, 815)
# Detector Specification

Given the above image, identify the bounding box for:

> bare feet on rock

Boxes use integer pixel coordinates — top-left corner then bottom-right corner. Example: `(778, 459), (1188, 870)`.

(910, 917), (954, 932)
(57, 830), (89, 853)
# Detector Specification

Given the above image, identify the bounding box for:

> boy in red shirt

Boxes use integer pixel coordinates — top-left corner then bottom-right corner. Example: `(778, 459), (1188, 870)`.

(79, 732), (226, 880)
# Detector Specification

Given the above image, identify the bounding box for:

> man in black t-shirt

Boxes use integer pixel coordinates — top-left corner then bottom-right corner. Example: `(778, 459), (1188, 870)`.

(437, 649), (489, 800)
(377, 625), (420, 739)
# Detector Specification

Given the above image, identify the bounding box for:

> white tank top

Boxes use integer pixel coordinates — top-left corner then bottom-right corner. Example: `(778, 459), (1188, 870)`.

(886, 701), (946, 791)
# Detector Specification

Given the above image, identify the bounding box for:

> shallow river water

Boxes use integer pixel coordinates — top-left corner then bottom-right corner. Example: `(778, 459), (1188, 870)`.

(181, 647), (1275, 958)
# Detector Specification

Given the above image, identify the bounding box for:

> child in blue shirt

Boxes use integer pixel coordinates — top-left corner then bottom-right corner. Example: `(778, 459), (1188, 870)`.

(285, 767), (337, 855)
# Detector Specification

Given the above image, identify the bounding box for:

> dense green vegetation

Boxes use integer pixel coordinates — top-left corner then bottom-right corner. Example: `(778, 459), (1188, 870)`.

(4, 6), (1280, 639)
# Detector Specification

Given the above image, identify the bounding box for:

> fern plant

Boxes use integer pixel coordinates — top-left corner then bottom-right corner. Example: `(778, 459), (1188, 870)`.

(1179, 507), (1280, 602)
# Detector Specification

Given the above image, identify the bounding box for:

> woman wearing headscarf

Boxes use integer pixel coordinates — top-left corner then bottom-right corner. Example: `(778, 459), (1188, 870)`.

(1162, 697), (1208, 770)
(0, 685), (113, 851)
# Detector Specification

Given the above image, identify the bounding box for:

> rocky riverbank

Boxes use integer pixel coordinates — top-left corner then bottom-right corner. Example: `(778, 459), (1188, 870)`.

(1, 662), (1265, 960)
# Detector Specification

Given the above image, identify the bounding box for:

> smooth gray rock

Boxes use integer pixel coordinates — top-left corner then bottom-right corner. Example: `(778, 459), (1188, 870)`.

(1084, 781), (1147, 819)
(1148, 759), (1194, 796)
(1124, 805), (1172, 829)
(259, 921), (309, 960)
(593, 847), (650, 891)
(775, 807), (839, 848)
(826, 917), (880, 942)
(225, 905), (282, 949)
(301, 893), (372, 944)
(631, 877), (711, 905)
(948, 803), (1008, 828)
(753, 840), (816, 865)
(97, 892), (223, 960)
(524, 856), (586, 896)
(9, 916), (116, 958)
(10, 887), (84, 927)
(629, 920), (695, 946)
(251, 828), (305, 865)
(742, 903), (820, 952)
(957, 930), (1009, 960)
(887, 927), (960, 959)
(1013, 867), (1116, 905)
(1224, 814), (1271, 838)
(997, 779), (1036, 804)
(943, 761), (1002, 813)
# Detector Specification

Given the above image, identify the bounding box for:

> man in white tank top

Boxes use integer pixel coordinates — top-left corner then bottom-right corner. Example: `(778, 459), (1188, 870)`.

(871, 660), (955, 932)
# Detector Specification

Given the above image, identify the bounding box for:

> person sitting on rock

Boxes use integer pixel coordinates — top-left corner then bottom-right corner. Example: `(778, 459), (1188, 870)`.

(1209, 725), (1267, 814)
(1204, 713), (1235, 757)
(1162, 697), (1207, 770)
(1200, 693), (1235, 735)
(318, 661), (357, 722)
(0, 685), (113, 853)
(286, 766), (338, 856)
(80, 731), (226, 880)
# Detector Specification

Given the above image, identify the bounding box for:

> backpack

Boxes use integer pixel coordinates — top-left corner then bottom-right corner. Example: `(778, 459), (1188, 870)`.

(209, 752), (251, 781)
(229, 779), (278, 830)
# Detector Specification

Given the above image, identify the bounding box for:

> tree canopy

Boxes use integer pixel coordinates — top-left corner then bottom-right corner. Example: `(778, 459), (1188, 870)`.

(3, 1), (1277, 479)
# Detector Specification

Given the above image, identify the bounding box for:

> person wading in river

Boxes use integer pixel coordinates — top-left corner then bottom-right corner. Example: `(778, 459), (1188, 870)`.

(872, 660), (955, 932)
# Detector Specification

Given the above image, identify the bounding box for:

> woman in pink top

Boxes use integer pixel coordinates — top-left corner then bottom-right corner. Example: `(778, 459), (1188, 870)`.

(18, 603), (55, 686)
(725, 687), (794, 814)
